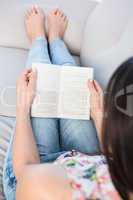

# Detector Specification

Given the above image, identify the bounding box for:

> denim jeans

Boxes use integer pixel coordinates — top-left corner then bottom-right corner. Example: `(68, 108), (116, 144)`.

(3, 37), (99, 200)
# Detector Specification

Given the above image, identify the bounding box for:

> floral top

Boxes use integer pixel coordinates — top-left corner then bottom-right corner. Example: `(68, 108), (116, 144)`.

(55, 151), (121, 200)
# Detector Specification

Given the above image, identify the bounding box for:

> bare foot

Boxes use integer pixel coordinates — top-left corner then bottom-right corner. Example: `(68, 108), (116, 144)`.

(48, 9), (68, 42)
(25, 5), (46, 43)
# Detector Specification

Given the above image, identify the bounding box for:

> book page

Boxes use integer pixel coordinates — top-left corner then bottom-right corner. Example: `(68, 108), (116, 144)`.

(31, 63), (60, 118)
(58, 66), (93, 120)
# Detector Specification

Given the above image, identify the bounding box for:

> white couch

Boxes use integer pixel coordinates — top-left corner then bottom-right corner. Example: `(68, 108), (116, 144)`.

(0, 0), (133, 199)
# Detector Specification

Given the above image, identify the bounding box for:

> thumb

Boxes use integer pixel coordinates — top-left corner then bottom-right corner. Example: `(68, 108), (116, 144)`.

(29, 69), (37, 89)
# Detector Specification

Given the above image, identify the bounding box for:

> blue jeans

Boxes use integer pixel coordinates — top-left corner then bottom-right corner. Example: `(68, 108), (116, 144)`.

(3, 37), (99, 200)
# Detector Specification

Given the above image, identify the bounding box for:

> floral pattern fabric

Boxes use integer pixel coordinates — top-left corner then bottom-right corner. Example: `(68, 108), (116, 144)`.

(55, 151), (121, 200)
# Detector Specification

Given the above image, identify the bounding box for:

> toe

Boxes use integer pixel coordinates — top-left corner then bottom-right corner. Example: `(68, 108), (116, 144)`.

(31, 6), (35, 14)
(56, 9), (61, 16)
(61, 14), (64, 18)
(48, 8), (57, 18)
(25, 14), (29, 21)
(52, 8), (59, 15)
(58, 10), (65, 19)
(33, 5), (43, 14)
(28, 8), (33, 16)
(61, 12), (65, 18)
(65, 19), (69, 26)
(25, 11), (30, 20)
(33, 5), (38, 14)
(63, 15), (67, 21)
(38, 7), (45, 16)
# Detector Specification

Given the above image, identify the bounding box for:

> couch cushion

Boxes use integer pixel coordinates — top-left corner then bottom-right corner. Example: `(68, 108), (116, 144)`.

(0, 0), (99, 56)
(0, 116), (15, 200)
(0, 46), (80, 117)
(80, 0), (133, 88)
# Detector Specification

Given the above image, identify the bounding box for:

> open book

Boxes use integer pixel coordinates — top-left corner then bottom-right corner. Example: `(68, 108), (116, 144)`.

(31, 63), (93, 120)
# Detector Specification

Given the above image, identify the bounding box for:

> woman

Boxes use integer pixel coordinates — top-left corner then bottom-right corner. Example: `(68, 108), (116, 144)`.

(3, 6), (133, 200)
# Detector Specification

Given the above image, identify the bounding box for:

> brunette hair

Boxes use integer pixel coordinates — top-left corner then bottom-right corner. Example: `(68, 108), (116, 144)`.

(102, 58), (133, 199)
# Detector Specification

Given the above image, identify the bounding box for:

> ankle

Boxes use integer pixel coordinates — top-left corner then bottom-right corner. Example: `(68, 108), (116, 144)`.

(48, 33), (61, 43)
(31, 33), (46, 43)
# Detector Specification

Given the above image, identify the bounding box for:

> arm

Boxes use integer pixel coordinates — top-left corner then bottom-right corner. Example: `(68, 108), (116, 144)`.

(88, 80), (104, 145)
(13, 69), (40, 181)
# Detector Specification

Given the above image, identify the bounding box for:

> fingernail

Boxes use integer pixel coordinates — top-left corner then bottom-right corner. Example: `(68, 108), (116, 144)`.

(89, 80), (92, 83)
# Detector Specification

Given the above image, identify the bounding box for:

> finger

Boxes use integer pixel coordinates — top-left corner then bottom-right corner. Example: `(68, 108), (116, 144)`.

(29, 70), (37, 88)
(93, 80), (104, 108)
(25, 11), (30, 19)
(27, 68), (37, 77)
(18, 70), (27, 82)
(88, 80), (96, 93)
(17, 75), (27, 88)
(22, 69), (32, 76)
(93, 80), (103, 94)
(24, 70), (33, 81)
(27, 71), (33, 79)
(18, 69), (32, 85)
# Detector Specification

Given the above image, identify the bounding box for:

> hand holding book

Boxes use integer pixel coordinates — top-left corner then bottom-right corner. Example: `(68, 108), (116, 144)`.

(16, 63), (104, 123)
(16, 69), (37, 115)
(88, 80), (104, 143)
(32, 63), (93, 120)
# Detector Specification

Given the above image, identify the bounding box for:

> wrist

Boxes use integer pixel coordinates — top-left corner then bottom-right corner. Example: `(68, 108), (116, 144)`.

(94, 117), (102, 132)
(92, 109), (102, 124)
(16, 110), (30, 122)
(93, 112), (103, 142)
(93, 113), (103, 129)
(92, 109), (103, 123)
(16, 105), (31, 116)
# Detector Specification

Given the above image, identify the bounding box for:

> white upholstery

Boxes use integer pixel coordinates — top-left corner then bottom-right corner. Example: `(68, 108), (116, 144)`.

(0, 0), (99, 55)
(0, 47), (27, 117)
(0, 116), (15, 200)
(81, 0), (133, 88)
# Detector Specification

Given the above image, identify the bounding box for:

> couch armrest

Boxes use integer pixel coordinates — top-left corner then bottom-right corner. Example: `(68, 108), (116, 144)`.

(80, 0), (133, 88)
